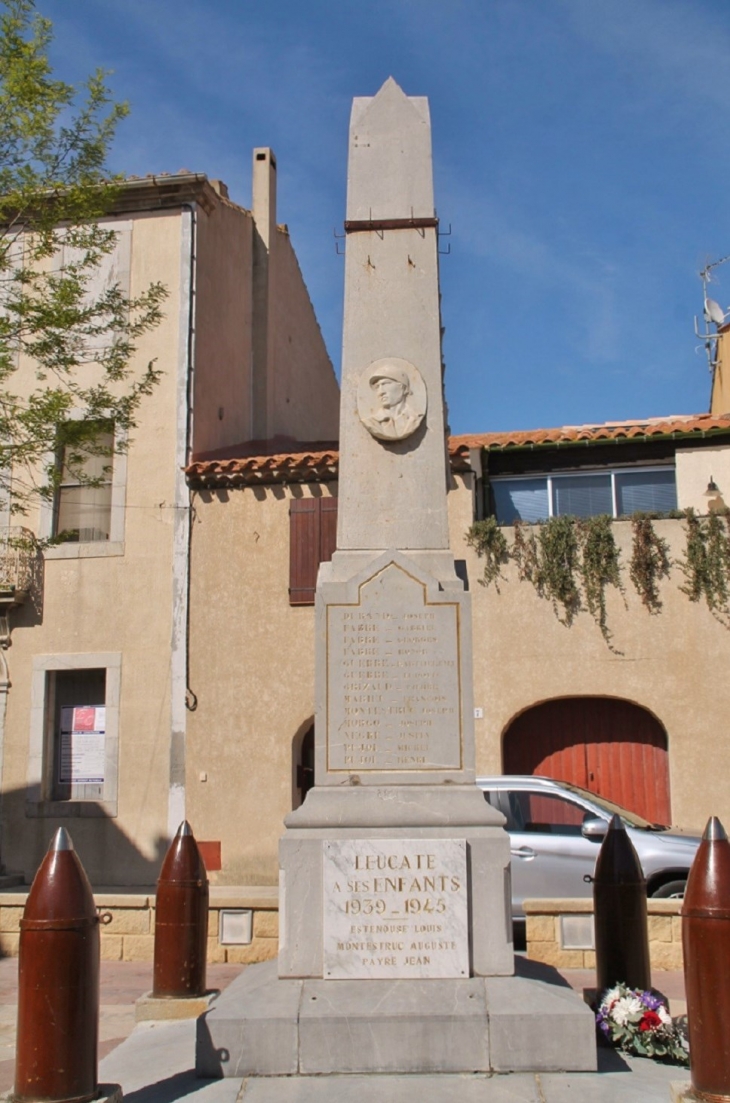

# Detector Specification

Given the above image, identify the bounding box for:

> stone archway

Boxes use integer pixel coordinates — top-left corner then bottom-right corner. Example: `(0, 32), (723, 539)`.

(502, 696), (671, 824)
(291, 722), (315, 809)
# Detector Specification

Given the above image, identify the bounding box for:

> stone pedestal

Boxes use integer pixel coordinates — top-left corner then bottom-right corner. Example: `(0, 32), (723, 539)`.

(279, 786), (513, 980)
(196, 960), (598, 1076)
(279, 547), (514, 982)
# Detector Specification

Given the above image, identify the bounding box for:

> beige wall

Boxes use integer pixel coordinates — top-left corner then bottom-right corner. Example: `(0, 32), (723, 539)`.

(676, 444), (730, 512)
(269, 228), (340, 441)
(2, 210), (187, 884)
(711, 326), (730, 417)
(182, 463), (730, 887)
(193, 200), (254, 454)
(186, 481), (337, 885)
(452, 481), (730, 832)
(192, 202), (338, 456)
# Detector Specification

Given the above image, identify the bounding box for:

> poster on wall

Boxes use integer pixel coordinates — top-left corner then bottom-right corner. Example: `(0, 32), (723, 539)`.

(59, 705), (106, 784)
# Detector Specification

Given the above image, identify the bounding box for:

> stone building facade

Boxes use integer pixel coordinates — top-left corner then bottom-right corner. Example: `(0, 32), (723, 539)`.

(0, 151), (339, 886)
(184, 411), (730, 888)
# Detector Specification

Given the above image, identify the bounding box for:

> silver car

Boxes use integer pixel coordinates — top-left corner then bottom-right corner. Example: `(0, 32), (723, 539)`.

(477, 775), (701, 927)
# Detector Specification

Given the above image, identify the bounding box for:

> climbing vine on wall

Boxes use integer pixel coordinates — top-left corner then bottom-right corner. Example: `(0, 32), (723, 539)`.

(469, 509), (730, 639)
(534, 515), (583, 627)
(678, 508), (730, 622)
(465, 517), (508, 589)
(630, 516), (671, 613)
(579, 515), (623, 643)
(473, 514), (622, 641)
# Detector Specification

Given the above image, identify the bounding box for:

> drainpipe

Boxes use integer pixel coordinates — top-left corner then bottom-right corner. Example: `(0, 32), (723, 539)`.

(0, 610), (10, 873)
(167, 202), (196, 839)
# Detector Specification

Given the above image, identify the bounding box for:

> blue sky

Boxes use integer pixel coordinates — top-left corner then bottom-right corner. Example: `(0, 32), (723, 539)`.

(40, 0), (730, 435)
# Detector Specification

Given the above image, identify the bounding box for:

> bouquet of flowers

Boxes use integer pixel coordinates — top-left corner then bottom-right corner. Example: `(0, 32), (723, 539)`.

(595, 983), (689, 1066)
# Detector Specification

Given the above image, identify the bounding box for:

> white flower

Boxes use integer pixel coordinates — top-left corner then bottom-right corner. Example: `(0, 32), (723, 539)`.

(611, 996), (644, 1026)
(658, 1006), (672, 1025)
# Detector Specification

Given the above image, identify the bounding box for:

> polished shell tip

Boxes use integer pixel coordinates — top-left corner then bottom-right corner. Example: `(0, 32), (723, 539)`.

(703, 816), (728, 842)
(49, 826), (74, 852)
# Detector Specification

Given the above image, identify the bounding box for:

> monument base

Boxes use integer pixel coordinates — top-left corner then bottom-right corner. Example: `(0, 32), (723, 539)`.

(135, 989), (220, 1021)
(195, 959), (597, 1076)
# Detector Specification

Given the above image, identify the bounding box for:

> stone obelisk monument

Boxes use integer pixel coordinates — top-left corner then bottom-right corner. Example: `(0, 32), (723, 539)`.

(198, 79), (596, 1078)
(279, 77), (513, 987)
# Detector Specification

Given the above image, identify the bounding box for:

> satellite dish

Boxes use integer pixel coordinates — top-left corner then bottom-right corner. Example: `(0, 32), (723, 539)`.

(704, 297), (728, 327)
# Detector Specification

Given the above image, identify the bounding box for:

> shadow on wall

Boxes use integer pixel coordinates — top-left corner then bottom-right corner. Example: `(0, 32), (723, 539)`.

(0, 783), (170, 893)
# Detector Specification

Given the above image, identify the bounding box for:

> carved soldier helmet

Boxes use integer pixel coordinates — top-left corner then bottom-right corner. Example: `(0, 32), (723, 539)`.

(369, 363), (411, 393)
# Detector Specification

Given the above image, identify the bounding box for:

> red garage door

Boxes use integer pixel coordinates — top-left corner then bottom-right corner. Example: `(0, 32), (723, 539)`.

(503, 697), (671, 825)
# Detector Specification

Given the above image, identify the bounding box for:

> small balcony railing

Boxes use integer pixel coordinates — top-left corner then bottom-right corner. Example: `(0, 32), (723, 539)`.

(0, 526), (36, 603)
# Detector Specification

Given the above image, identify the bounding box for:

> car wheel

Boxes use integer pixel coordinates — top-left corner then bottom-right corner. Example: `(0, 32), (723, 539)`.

(650, 879), (687, 899)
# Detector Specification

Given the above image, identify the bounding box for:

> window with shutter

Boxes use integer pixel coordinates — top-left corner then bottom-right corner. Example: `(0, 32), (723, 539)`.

(289, 496), (337, 605)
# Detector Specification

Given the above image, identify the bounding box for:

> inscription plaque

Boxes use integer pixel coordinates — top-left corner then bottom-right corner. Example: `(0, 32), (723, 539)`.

(323, 838), (469, 979)
(326, 564), (462, 772)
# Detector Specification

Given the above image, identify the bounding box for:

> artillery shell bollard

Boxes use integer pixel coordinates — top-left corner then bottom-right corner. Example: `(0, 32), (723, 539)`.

(14, 828), (119, 1103)
(680, 816), (730, 1101)
(593, 813), (651, 993)
(137, 820), (214, 1021)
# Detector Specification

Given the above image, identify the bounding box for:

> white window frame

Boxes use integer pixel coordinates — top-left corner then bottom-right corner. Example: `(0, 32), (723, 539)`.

(26, 651), (121, 817)
(491, 465), (676, 521)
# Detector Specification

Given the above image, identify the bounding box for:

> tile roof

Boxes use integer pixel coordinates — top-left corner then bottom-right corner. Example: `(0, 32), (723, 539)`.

(187, 446), (339, 487)
(185, 414), (730, 488)
(449, 412), (730, 461)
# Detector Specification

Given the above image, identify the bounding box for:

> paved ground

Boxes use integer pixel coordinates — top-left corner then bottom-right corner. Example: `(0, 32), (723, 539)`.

(0, 957), (244, 1095)
(0, 956), (691, 1101)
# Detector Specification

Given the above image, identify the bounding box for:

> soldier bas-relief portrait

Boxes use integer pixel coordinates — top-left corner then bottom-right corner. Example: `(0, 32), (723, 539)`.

(357, 358), (427, 442)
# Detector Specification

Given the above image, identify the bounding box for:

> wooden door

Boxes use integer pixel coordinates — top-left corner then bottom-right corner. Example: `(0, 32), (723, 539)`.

(503, 697), (671, 824)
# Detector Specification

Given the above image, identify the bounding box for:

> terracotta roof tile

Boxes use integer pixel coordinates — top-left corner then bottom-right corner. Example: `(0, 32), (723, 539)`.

(449, 413), (730, 459)
(187, 447), (339, 487)
(185, 414), (730, 487)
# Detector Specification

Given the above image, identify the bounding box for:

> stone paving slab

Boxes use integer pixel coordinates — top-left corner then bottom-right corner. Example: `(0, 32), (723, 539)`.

(239, 1074), (541, 1102)
(540, 1052), (691, 1102)
(1, 957), (692, 1101)
(101, 1016), (691, 1103)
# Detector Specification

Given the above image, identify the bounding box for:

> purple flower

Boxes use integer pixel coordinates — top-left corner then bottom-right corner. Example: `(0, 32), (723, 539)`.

(641, 991), (665, 1012)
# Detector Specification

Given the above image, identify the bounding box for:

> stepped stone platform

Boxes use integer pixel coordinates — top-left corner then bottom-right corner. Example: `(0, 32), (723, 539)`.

(195, 958), (597, 1077)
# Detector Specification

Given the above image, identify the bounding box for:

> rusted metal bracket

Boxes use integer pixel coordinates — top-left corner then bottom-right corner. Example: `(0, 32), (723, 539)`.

(344, 216), (439, 238)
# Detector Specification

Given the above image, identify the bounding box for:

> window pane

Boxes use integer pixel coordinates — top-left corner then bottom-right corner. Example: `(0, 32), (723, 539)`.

(56, 484), (112, 541)
(513, 791), (588, 835)
(493, 478), (549, 523)
(615, 469), (677, 515)
(553, 474), (612, 518)
(60, 429), (114, 483)
(55, 424), (113, 542)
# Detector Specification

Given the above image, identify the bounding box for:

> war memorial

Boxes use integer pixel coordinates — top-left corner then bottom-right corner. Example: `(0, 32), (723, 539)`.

(14, 78), (730, 1103)
(196, 77), (596, 1078)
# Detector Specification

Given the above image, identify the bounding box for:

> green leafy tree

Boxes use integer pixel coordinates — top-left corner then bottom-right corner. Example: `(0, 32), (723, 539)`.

(0, 0), (166, 527)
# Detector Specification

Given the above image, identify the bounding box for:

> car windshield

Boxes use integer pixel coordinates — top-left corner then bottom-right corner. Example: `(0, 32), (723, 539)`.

(558, 781), (664, 829)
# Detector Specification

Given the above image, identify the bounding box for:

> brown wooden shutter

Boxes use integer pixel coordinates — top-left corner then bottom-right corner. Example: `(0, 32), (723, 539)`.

(320, 496), (337, 564)
(289, 496), (338, 605)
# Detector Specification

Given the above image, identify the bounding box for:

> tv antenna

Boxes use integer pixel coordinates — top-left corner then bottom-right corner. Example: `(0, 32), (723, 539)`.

(694, 255), (730, 373)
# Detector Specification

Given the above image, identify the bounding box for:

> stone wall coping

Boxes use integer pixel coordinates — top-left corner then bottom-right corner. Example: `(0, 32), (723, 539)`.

(522, 897), (681, 916)
(209, 887), (279, 908)
(0, 885), (280, 909)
